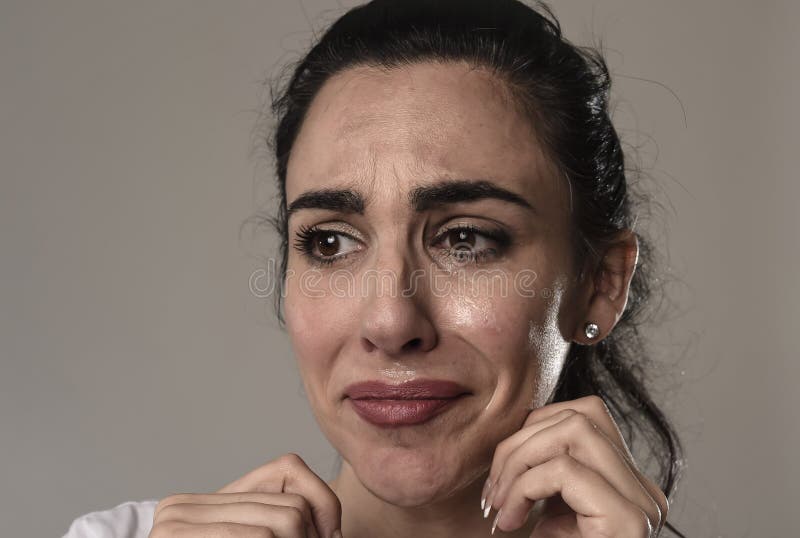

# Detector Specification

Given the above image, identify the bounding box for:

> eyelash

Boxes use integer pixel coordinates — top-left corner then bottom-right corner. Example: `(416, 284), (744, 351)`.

(292, 224), (358, 267)
(292, 223), (511, 268)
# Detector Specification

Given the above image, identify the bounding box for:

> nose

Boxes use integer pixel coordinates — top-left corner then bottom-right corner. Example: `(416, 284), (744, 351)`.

(358, 253), (438, 357)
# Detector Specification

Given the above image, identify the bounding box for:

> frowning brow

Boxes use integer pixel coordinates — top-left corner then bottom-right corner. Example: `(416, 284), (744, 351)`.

(287, 189), (365, 218)
(409, 179), (536, 213)
(286, 179), (536, 217)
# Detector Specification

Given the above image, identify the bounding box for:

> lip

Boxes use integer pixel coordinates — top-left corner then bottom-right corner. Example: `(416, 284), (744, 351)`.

(344, 379), (470, 427)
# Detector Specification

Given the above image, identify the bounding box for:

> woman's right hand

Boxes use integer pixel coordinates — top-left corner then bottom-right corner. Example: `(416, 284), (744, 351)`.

(148, 453), (342, 538)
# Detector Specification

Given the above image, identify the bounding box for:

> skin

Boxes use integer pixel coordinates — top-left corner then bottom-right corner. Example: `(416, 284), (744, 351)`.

(148, 60), (667, 538)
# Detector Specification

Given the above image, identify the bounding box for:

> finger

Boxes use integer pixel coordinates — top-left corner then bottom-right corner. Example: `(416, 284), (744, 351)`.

(155, 493), (315, 522)
(488, 409), (577, 476)
(488, 411), (661, 532)
(483, 408), (578, 504)
(523, 396), (631, 461)
(493, 454), (652, 538)
(523, 395), (669, 524)
(155, 492), (317, 537)
(154, 502), (310, 538)
(216, 453), (341, 538)
(150, 519), (277, 538)
(154, 493), (319, 538)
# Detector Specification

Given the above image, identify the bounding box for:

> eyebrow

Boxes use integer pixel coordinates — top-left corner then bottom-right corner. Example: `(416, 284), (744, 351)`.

(409, 179), (536, 213)
(286, 179), (536, 217)
(286, 188), (365, 218)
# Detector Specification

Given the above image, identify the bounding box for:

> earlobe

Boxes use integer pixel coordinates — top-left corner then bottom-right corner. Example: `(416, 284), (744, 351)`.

(583, 322), (600, 340)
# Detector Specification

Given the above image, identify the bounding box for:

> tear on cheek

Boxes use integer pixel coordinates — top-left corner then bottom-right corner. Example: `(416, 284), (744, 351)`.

(446, 295), (500, 332)
(527, 319), (570, 399)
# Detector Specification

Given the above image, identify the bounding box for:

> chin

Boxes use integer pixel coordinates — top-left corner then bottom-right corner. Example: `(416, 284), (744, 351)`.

(349, 443), (472, 506)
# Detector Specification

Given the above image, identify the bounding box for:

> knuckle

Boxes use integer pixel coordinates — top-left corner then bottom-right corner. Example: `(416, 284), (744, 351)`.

(496, 447), (520, 482)
(561, 408), (580, 418)
(277, 452), (305, 468)
(494, 437), (511, 458)
(491, 439), (511, 469)
(154, 494), (178, 513)
(242, 500), (275, 515)
(155, 503), (186, 523)
(565, 411), (596, 435)
(284, 492), (313, 518)
(283, 506), (306, 532)
(551, 453), (576, 475)
(490, 446), (514, 480)
(567, 410), (590, 425)
(524, 405), (547, 424)
(277, 452), (307, 472)
(583, 394), (609, 413)
(154, 495), (191, 520)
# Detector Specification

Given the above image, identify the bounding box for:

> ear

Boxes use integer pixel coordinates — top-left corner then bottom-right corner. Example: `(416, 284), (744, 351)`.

(572, 229), (639, 344)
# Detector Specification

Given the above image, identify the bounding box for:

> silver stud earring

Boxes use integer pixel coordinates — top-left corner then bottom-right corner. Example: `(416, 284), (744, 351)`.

(584, 322), (600, 339)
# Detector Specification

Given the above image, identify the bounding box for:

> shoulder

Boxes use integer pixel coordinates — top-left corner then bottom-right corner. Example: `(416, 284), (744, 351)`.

(62, 498), (160, 538)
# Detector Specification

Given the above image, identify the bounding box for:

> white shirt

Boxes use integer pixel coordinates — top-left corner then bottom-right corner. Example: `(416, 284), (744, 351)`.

(62, 499), (159, 538)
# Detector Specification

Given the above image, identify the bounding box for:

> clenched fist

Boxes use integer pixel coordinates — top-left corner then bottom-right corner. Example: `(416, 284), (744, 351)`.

(148, 453), (342, 538)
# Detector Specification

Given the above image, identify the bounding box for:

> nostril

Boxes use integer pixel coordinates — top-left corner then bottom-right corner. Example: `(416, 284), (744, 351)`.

(402, 337), (422, 351)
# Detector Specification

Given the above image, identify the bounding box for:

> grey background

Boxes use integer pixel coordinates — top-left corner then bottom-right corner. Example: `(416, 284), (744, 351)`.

(1, 1), (797, 536)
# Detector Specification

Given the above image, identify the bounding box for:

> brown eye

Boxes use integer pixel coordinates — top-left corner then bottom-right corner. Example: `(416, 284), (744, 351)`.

(431, 224), (511, 266)
(293, 225), (364, 267)
(448, 228), (476, 250)
(316, 232), (340, 257)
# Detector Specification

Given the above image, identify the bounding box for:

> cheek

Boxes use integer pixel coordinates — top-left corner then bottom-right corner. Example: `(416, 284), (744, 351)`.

(439, 290), (531, 380)
(444, 291), (501, 335)
(438, 276), (570, 407)
(523, 276), (572, 406)
(284, 279), (356, 395)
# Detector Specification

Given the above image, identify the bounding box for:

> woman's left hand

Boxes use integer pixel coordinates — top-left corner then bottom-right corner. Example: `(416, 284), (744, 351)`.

(481, 395), (669, 537)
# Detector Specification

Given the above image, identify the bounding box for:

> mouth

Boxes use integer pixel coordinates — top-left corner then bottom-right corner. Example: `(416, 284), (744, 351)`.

(344, 379), (470, 428)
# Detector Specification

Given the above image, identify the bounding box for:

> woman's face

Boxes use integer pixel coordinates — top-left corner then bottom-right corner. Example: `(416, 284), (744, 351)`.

(283, 61), (585, 506)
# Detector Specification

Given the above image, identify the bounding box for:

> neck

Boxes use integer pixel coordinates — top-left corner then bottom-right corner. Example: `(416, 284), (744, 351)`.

(328, 460), (540, 538)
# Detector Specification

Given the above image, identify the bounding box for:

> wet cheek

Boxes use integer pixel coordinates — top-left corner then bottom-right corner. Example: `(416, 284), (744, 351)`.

(443, 293), (501, 334)
(526, 296), (571, 407)
(440, 294), (524, 365)
(440, 291), (565, 404)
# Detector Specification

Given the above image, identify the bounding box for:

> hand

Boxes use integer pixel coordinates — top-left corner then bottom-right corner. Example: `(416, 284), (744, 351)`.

(481, 395), (669, 537)
(148, 453), (342, 538)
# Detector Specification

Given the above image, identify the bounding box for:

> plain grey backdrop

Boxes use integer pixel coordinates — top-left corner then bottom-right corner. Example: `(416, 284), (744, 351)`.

(2, 1), (797, 536)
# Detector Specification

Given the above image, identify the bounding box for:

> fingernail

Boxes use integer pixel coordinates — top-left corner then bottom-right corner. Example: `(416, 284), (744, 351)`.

(484, 480), (498, 518)
(491, 508), (502, 535)
(480, 478), (492, 511)
(332, 530), (343, 538)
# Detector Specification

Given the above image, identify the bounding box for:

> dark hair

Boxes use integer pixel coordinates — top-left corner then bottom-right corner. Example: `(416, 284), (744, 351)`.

(252, 0), (687, 535)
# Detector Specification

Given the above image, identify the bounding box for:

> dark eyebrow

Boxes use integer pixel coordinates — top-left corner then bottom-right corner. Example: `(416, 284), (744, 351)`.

(286, 179), (536, 218)
(409, 179), (536, 214)
(287, 188), (365, 219)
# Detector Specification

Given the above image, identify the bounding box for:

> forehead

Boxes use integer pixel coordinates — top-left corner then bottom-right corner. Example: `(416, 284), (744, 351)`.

(285, 60), (565, 210)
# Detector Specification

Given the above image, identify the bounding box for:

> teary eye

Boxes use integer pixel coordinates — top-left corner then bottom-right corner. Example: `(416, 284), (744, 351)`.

(430, 224), (511, 265)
